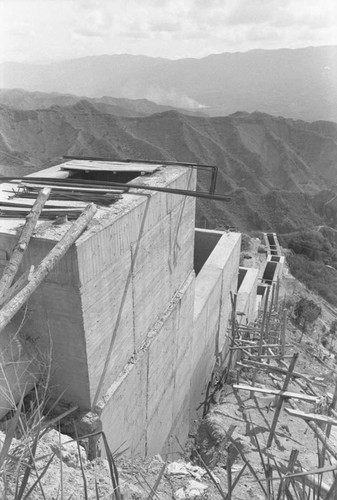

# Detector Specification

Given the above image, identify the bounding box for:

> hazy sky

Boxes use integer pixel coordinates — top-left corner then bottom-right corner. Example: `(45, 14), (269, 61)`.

(1, 0), (337, 63)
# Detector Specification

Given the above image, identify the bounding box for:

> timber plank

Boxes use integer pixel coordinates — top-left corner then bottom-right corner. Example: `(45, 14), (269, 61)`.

(233, 384), (319, 402)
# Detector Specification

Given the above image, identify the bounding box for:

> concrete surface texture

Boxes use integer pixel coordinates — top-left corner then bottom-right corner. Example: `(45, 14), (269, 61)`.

(191, 231), (241, 415)
(236, 267), (259, 325)
(0, 160), (262, 456)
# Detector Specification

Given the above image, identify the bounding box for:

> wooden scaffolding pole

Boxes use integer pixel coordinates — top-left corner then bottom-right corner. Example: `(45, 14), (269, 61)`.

(0, 188), (51, 302)
(0, 203), (97, 333)
(267, 352), (298, 448)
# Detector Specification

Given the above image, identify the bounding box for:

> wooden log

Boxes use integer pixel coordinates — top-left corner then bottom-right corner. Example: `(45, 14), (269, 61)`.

(321, 380), (337, 467)
(277, 466), (331, 498)
(280, 309), (287, 356)
(285, 408), (337, 426)
(278, 449), (299, 499)
(0, 188), (50, 299)
(230, 344), (285, 351)
(276, 384), (337, 461)
(0, 266), (34, 307)
(267, 353), (298, 447)
(233, 384), (318, 403)
(238, 359), (312, 383)
(0, 203), (97, 333)
(251, 287), (270, 398)
(326, 473), (337, 500)
(249, 354), (294, 359)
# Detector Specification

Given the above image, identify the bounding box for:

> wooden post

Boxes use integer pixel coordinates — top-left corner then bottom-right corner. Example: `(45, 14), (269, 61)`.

(267, 352), (298, 448)
(278, 385), (337, 461)
(0, 188), (50, 300)
(321, 380), (337, 466)
(0, 203), (96, 333)
(280, 309), (287, 357)
(250, 286), (270, 398)
(326, 472), (337, 500)
(227, 445), (233, 500)
(274, 278), (280, 311)
(278, 449), (299, 499)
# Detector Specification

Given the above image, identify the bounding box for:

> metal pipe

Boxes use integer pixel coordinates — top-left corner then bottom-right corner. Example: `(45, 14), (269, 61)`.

(0, 177), (231, 202)
(24, 178), (231, 202)
(62, 155), (218, 194)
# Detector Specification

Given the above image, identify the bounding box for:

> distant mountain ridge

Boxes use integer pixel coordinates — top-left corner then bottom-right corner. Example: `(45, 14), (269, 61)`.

(0, 100), (336, 232)
(0, 88), (205, 117)
(1, 46), (336, 122)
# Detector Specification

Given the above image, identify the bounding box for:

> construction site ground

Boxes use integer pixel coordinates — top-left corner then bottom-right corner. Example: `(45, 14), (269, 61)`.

(2, 239), (337, 499)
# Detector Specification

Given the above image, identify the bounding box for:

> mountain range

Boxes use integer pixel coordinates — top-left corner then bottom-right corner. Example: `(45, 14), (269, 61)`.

(0, 88), (205, 118)
(1, 46), (337, 122)
(1, 95), (336, 233)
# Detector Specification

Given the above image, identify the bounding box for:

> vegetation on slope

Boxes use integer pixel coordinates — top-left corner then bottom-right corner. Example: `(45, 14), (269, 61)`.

(281, 228), (337, 306)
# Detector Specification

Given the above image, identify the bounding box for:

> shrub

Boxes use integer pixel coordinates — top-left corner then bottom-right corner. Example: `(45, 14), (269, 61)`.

(294, 297), (321, 328)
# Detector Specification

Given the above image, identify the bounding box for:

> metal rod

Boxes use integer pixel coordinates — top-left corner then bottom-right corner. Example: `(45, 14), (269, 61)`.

(0, 177), (231, 202)
(62, 155), (219, 194)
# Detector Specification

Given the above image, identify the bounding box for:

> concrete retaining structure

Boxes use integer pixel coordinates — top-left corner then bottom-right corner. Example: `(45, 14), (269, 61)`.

(264, 232), (282, 256)
(0, 161), (245, 456)
(236, 267), (259, 325)
(191, 230), (241, 413)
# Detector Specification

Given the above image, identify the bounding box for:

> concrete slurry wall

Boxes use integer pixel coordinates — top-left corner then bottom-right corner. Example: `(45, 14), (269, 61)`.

(236, 267), (259, 325)
(191, 230), (241, 412)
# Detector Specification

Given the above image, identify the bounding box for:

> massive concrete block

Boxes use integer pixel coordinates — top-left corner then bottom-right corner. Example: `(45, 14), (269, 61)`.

(0, 165), (197, 412)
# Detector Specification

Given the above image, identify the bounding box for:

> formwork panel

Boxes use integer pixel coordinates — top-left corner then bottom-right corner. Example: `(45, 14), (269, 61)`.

(147, 315), (176, 418)
(98, 349), (148, 457)
(169, 199), (195, 296)
(146, 384), (174, 456)
(76, 169), (196, 287)
(132, 202), (194, 347)
(164, 394), (191, 457)
(193, 267), (222, 367)
(80, 252), (134, 404)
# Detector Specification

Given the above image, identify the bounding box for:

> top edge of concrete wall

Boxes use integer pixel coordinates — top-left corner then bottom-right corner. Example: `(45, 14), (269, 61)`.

(200, 232), (241, 270)
(195, 228), (226, 236)
(0, 164), (193, 243)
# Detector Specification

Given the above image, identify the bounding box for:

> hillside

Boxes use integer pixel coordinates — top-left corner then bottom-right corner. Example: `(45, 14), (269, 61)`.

(0, 102), (337, 232)
(0, 88), (205, 118)
(1, 46), (337, 122)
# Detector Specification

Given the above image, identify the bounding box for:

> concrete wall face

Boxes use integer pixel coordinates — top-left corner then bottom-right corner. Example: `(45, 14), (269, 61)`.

(77, 176), (196, 407)
(0, 165), (249, 455)
(236, 267), (259, 325)
(98, 273), (195, 456)
(95, 229), (241, 456)
(191, 231), (241, 413)
(0, 234), (90, 408)
(194, 229), (222, 275)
